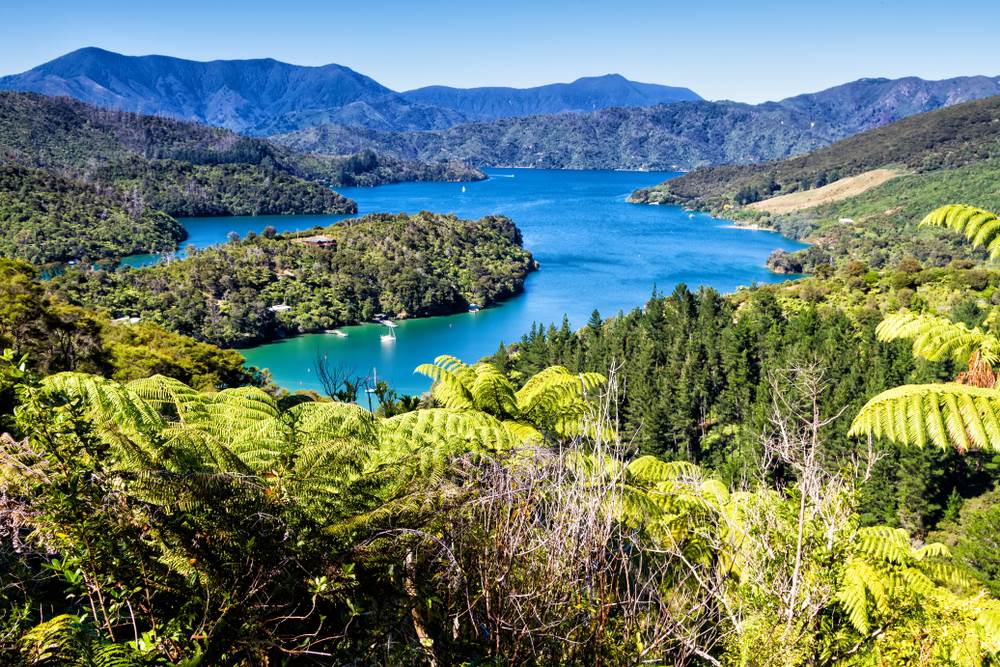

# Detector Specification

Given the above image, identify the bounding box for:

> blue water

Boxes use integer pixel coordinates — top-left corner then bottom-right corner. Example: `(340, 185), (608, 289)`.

(219, 168), (805, 396)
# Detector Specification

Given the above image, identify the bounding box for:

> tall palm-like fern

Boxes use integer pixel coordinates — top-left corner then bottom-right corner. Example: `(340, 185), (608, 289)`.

(38, 371), (531, 534)
(850, 205), (1000, 453)
(836, 526), (1000, 664)
(9, 366), (546, 662)
(415, 355), (606, 441)
(921, 205), (1000, 259)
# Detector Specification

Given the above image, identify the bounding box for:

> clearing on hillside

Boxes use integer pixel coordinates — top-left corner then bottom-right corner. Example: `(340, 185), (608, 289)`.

(748, 168), (900, 215)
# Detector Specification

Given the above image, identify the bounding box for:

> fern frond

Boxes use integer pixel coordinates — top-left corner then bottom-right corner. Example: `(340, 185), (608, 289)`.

(380, 408), (517, 480)
(876, 311), (1000, 367)
(849, 383), (1000, 452)
(415, 356), (477, 410)
(627, 456), (702, 484)
(838, 559), (877, 634)
(921, 205), (1000, 259)
(20, 614), (88, 665)
(855, 526), (911, 565)
(127, 374), (210, 423)
(41, 373), (164, 466)
(468, 363), (518, 417)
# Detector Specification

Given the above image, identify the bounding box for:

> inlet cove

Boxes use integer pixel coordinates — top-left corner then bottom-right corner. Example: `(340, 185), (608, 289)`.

(220, 168), (804, 394)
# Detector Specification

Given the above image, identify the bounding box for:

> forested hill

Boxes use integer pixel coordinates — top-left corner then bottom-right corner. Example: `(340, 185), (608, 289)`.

(0, 163), (185, 265)
(629, 94), (1000, 209)
(0, 91), (478, 192)
(51, 212), (538, 348)
(0, 93), (477, 265)
(0, 91), (360, 264)
(274, 75), (1000, 170)
(630, 95), (1000, 271)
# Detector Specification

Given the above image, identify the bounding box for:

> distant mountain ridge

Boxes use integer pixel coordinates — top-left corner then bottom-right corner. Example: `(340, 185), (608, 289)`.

(4, 49), (998, 173)
(628, 94), (1000, 271)
(628, 94), (1000, 209)
(770, 75), (1000, 136)
(275, 75), (1000, 170)
(401, 74), (701, 121)
(0, 48), (701, 135)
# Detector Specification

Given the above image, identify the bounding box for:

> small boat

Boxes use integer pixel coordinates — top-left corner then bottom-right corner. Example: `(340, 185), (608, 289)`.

(468, 303), (482, 313)
(689, 213), (696, 219)
(381, 319), (397, 327)
(461, 185), (467, 193)
(380, 323), (396, 342)
(325, 329), (348, 337)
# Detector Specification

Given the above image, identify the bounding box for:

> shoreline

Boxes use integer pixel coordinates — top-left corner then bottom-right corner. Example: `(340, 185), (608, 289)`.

(718, 222), (774, 232)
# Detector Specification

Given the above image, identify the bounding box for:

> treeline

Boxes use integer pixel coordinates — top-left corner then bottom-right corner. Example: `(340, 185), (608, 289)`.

(492, 265), (1000, 537)
(0, 164), (184, 265)
(51, 212), (537, 348)
(0, 259), (263, 393)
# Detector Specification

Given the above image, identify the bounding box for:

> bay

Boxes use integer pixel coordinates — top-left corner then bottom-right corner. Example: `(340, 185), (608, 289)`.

(228, 168), (807, 396)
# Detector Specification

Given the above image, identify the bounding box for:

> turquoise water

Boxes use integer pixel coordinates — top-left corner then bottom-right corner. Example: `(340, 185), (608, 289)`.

(228, 168), (807, 396)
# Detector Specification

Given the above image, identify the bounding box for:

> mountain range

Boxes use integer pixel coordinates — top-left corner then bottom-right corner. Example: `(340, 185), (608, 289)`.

(0, 47), (701, 135)
(629, 94), (1000, 271)
(1, 48), (998, 172)
(275, 76), (1000, 170)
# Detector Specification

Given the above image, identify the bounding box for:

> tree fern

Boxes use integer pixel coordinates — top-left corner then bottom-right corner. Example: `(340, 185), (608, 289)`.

(854, 204), (1000, 453)
(414, 355), (481, 410)
(19, 615), (144, 667)
(416, 355), (607, 440)
(837, 525), (978, 638)
(849, 383), (1000, 452)
(921, 205), (1000, 259)
(876, 311), (1000, 370)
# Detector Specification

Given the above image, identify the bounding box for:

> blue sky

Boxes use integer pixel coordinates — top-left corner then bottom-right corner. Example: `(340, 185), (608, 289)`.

(2, 0), (999, 103)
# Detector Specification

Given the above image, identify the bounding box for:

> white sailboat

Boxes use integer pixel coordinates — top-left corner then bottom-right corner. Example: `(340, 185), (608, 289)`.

(380, 322), (396, 342)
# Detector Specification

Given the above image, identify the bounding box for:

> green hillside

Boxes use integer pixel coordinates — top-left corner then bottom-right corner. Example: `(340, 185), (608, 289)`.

(628, 95), (1000, 270)
(629, 95), (1000, 209)
(0, 92), (362, 264)
(0, 258), (261, 389)
(765, 159), (1000, 269)
(0, 163), (184, 264)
